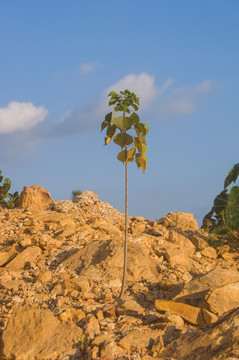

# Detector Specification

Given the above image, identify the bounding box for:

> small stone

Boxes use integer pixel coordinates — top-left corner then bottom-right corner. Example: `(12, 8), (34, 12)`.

(201, 247), (217, 259)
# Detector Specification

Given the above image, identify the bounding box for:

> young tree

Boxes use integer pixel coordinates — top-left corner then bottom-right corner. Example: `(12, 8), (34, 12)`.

(101, 90), (149, 299)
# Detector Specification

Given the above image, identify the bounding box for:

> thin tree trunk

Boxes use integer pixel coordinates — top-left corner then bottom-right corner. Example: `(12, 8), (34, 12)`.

(119, 130), (128, 300)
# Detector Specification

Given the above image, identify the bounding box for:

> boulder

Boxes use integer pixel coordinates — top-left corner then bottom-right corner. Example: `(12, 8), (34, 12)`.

(158, 212), (198, 232)
(164, 242), (197, 272)
(201, 247), (217, 258)
(190, 234), (209, 250)
(203, 282), (239, 316)
(0, 304), (83, 360)
(168, 230), (195, 256)
(155, 299), (204, 326)
(118, 329), (159, 352)
(17, 185), (53, 210)
(174, 268), (239, 308)
(6, 246), (42, 270)
(63, 237), (160, 283)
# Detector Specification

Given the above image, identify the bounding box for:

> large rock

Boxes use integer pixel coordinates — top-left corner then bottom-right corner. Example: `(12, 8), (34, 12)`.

(0, 304), (83, 360)
(174, 268), (239, 308)
(155, 300), (204, 326)
(157, 307), (239, 359)
(6, 246), (42, 270)
(158, 212), (198, 232)
(203, 282), (239, 316)
(17, 185), (53, 210)
(118, 329), (159, 352)
(164, 242), (197, 272)
(0, 244), (18, 266)
(63, 237), (160, 283)
(168, 230), (196, 256)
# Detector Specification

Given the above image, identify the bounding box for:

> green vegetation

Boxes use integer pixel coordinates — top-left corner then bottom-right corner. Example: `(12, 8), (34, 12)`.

(72, 189), (82, 200)
(202, 163), (239, 244)
(101, 89), (149, 299)
(0, 170), (19, 208)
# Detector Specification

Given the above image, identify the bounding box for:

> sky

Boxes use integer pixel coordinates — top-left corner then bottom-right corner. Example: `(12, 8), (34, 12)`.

(0, 0), (238, 225)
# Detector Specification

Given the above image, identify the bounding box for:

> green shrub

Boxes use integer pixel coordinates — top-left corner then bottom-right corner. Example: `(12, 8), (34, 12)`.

(72, 189), (82, 200)
(202, 163), (239, 244)
(0, 170), (19, 208)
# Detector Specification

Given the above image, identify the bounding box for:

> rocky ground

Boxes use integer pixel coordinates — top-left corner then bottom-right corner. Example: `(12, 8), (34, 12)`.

(0, 186), (239, 360)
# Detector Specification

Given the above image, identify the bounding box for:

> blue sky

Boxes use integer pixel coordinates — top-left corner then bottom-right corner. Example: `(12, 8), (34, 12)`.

(0, 0), (238, 225)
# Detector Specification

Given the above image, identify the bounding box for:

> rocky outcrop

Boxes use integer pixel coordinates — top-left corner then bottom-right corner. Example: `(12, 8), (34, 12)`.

(17, 185), (53, 210)
(0, 189), (238, 359)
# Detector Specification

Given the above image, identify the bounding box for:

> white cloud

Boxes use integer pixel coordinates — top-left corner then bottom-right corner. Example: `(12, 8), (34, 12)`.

(80, 61), (103, 75)
(0, 102), (48, 134)
(156, 80), (213, 117)
(106, 73), (157, 110)
(46, 74), (213, 137)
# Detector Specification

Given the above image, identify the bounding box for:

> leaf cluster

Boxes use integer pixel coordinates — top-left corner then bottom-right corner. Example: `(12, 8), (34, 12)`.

(202, 163), (239, 241)
(108, 90), (139, 113)
(101, 90), (149, 173)
(0, 170), (19, 208)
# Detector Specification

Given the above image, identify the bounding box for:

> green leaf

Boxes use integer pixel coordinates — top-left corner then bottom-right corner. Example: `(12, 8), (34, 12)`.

(101, 120), (109, 132)
(114, 104), (122, 112)
(134, 137), (141, 152)
(140, 142), (147, 155)
(127, 146), (136, 162)
(3, 178), (11, 193)
(137, 123), (149, 136)
(117, 150), (127, 164)
(224, 163), (239, 189)
(108, 91), (118, 97)
(132, 104), (138, 111)
(135, 154), (147, 173)
(105, 112), (112, 123)
(112, 116), (134, 131)
(113, 133), (133, 148)
(124, 89), (131, 95)
(134, 126), (143, 142)
(109, 98), (117, 105)
(112, 116), (124, 130)
(129, 112), (140, 124)
(213, 190), (228, 221)
(225, 186), (239, 230)
(105, 136), (112, 145)
(134, 137), (147, 154)
(106, 124), (117, 138)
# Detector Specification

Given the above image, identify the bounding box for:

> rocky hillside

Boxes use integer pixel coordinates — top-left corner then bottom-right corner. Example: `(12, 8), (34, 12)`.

(0, 186), (239, 360)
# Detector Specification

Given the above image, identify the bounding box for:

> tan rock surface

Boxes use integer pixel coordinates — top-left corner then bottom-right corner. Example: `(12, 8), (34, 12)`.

(158, 212), (198, 232)
(201, 246), (217, 258)
(203, 281), (239, 316)
(0, 188), (239, 360)
(155, 299), (204, 326)
(63, 237), (160, 282)
(17, 185), (53, 210)
(0, 244), (19, 266)
(174, 268), (239, 308)
(0, 304), (83, 360)
(168, 230), (196, 256)
(6, 245), (42, 270)
(157, 307), (239, 359)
